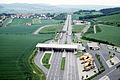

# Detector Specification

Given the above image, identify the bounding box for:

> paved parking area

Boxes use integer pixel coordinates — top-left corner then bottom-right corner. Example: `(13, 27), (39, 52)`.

(106, 56), (120, 68)
(99, 75), (110, 80)
(77, 57), (98, 80)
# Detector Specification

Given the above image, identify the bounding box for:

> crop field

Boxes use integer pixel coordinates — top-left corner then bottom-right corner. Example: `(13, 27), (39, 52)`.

(9, 18), (63, 26)
(0, 19), (63, 34)
(0, 34), (55, 80)
(9, 18), (33, 26)
(84, 24), (120, 46)
(0, 24), (45, 34)
(2, 18), (12, 27)
(39, 25), (63, 34)
(72, 25), (86, 33)
(94, 13), (120, 26)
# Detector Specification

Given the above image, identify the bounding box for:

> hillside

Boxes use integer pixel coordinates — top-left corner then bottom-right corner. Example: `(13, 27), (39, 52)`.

(100, 7), (120, 14)
(94, 13), (120, 27)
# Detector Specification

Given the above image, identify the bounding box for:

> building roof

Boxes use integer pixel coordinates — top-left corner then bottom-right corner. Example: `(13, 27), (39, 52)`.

(87, 42), (99, 48)
(36, 43), (78, 49)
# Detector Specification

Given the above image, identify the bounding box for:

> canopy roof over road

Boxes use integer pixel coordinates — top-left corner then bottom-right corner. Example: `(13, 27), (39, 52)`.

(36, 43), (78, 49)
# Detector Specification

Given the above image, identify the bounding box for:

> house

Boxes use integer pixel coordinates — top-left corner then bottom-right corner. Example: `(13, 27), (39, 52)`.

(26, 23), (31, 25)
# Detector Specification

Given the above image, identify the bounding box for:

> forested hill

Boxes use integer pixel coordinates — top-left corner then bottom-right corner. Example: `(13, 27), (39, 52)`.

(100, 7), (120, 14)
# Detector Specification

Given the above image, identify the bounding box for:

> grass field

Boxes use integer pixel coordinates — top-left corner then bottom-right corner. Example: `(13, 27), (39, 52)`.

(72, 25), (86, 33)
(94, 13), (120, 27)
(61, 57), (65, 70)
(42, 53), (51, 69)
(84, 24), (120, 46)
(0, 25), (45, 34)
(0, 34), (55, 80)
(72, 12), (102, 20)
(2, 18), (12, 27)
(41, 19), (63, 24)
(39, 25), (63, 34)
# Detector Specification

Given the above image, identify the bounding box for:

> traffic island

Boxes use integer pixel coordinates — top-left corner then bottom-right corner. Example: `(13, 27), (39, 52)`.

(42, 53), (52, 69)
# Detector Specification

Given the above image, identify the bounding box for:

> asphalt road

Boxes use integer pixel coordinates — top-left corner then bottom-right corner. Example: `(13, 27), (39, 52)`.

(46, 15), (70, 80)
(83, 43), (120, 80)
(33, 24), (58, 34)
(63, 52), (79, 80)
(46, 52), (63, 80)
(34, 51), (48, 75)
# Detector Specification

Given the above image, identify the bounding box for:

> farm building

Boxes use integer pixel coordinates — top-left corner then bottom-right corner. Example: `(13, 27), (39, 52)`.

(26, 23), (31, 25)
(87, 42), (100, 50)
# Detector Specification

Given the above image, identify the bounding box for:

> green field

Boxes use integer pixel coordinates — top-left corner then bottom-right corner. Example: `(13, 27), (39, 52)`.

(0, 34), (55, 80)
(9, 18), (63, 26)
(39, 25), (63, 34)
(61, 57), (65, 70)
(94, 13), (120, 27)
(0, 19), (63, 34)
(72, 25), (86, 33)
(42, 53), (51, 69)
(0, 25), (45, 34)
(72, 12), (102, 20)
(83, 24), (120, 46)
(41, 20), (63, 24)
(2, 18), (12, 27)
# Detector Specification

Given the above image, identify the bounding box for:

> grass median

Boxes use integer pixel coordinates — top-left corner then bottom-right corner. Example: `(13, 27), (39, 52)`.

(42, 53), (51, 69)
(61, 57), (66, 70)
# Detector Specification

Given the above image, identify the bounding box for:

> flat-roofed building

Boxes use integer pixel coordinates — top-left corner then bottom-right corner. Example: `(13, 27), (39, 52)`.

(37, 43), (84, 52)
(87, 42), (100, 50)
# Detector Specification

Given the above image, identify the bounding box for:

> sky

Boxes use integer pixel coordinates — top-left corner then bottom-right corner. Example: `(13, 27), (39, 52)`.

(0, 0), (120, 6)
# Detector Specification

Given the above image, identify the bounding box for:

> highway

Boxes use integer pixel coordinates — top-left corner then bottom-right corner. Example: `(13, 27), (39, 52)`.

(63, 52), (79, 80)
(46, 15), (70, 80)
(63, 15), (79, 80)
(46, 52), (63, 80)
(67, 15), (72, 44)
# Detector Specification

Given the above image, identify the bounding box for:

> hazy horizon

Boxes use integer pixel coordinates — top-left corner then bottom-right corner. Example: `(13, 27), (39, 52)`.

(0, 0), (120, 7)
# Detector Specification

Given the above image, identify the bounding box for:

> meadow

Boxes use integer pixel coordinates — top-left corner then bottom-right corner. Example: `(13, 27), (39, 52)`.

(0, 34), (55, 80)
(83, 24), (120, 46)
(72, 25), (86, 33)
(94, 13), (120, 27)
(39, 25), (63, 34)
(72, 12), (102, 20)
